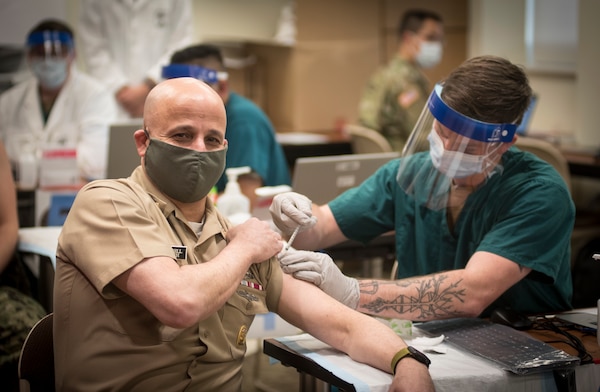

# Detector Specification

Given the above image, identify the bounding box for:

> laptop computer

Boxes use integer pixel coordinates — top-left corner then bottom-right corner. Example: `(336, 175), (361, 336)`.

(106, 122), (143, 179)
(516, 93), (539, 136)
(291, 152), (400, 205)
(555, 306), (599, 331)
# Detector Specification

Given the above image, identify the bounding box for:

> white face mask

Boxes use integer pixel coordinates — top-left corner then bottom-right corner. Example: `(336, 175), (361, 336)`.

(30, 58), (69, 89)
(416, 41), (442, 69)
(428, 130), (493, 179)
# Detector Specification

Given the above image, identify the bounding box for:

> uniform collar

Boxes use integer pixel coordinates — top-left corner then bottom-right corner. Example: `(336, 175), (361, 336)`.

(130, 165), (178, 217)
(129, 165), (230, 239)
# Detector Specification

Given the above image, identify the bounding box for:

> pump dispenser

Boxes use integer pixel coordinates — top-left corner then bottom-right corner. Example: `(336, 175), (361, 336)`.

(217, 166), (252, 225)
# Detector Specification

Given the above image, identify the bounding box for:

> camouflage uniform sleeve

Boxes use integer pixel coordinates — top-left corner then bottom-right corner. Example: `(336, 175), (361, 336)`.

(396, 82), (429, 134)
(378, 62), (429, 151)
(0, 286), (46, 377)
(357, 69), (386, 131)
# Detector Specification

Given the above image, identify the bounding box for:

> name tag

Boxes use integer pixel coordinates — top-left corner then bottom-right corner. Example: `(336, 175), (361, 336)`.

(172, 246), (187, 261)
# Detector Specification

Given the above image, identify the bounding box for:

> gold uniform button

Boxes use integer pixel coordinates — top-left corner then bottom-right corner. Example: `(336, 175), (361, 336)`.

(237, 325), (248, 346)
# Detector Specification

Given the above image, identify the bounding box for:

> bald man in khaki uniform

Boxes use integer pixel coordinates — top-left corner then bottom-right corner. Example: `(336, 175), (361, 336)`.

(53, 78), (434, 391)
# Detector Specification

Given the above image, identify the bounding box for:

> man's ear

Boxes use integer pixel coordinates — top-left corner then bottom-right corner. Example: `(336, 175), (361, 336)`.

(133, 129), (149, 157)
(217, 79), (229, 96)
(501, 135), (518, 153)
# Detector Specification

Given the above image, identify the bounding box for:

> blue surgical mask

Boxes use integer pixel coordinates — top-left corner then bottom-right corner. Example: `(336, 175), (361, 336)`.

(30, 58), (69, 89)
(428, 130), (492, 178)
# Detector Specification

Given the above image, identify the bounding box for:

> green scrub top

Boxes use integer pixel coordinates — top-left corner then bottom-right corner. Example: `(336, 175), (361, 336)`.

(329, 148), (574, 316)
(216, 92), (291, 191)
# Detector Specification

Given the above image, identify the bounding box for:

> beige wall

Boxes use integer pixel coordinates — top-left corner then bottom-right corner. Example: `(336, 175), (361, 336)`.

(469, 0), (600, 208)
(202, 0), (468, 133)
(576, 0), (600, 146)
(469, 0), (597, 146)
(191, 0), (288, 44)
(59, 0), (596, 147)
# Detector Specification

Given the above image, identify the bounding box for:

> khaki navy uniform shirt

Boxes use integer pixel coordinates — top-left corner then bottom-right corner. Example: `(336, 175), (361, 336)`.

(53, 166), (283, 391)
(358, 56), (430, 152)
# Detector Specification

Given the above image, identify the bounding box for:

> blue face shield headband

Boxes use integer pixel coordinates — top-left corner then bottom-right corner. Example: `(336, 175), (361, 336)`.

(428, 84), (517, 143)
(161, 64), (228, 84)
(26, 31), (74, 56)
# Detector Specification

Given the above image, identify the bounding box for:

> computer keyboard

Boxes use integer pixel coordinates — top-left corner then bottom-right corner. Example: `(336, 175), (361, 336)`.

(417, 318), (580, 375)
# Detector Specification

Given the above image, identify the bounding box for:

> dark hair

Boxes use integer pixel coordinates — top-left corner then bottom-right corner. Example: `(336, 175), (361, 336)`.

(170, 44), (224, 67)
(398, 9), (443, 36)
(441, 55), (533, 125)
(27, 19), (74, 41)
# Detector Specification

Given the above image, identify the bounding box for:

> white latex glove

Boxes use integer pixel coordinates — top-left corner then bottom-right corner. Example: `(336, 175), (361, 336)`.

(278, 249), (359, 309)
(269, 192), (317, 235)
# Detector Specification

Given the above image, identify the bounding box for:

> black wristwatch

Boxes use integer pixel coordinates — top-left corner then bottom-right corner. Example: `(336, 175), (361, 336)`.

(391, 346), (431, 373)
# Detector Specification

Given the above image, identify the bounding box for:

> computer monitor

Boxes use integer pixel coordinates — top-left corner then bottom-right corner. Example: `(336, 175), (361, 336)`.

(291, 152), (400, 205)
(516, 93), (539, 136)
(106, 122), (143, 179)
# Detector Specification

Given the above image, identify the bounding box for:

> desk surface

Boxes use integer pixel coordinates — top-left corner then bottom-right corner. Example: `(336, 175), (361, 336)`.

(265, 314), (600, 392)
(18, 226), (61, 268)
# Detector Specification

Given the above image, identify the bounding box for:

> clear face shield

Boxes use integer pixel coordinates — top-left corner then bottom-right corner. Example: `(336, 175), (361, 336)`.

(26, 30), (74, 59)
(26, 30), (74, 89)
(161, 64), (229, 85)
(397, 84), (517, 210)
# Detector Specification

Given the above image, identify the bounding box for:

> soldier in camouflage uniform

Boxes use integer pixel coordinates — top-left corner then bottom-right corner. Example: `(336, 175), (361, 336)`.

(0, 286), (47, 391)
(0, 141), (46, 392)
(358, 9), (444, 152)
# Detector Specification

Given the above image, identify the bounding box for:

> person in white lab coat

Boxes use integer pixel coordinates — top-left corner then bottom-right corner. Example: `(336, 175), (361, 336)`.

(78, 0), (194, 119)
(0, 19), (117, 184)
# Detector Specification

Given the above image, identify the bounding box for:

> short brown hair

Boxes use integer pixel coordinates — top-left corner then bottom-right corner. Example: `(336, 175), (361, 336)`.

(441, 55), (532, 125)
(398, 9), (443, 36)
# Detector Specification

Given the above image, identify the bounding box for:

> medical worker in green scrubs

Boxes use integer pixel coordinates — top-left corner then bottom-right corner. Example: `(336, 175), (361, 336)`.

(270, 55), (574, 320)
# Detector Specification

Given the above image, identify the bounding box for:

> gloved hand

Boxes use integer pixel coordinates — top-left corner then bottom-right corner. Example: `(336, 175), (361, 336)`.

(278, 248), (359, 309)
(269, 192), (317, 235)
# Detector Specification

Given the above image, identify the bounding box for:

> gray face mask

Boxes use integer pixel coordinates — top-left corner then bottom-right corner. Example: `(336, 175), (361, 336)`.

(144, 137), (227, 203)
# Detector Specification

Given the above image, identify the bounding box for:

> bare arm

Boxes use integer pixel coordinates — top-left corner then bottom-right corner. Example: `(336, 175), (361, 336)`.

(278, 274), (434, 391)
(0, 142), (18, 273)
(113, 218), (282, 328)
(357, 251), (531, 320)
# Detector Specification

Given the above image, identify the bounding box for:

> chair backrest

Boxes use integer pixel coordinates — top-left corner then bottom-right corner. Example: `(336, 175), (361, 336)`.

(18, 313), (54, 392)
(344, 124), (394, 154)
(46, 193), (77, 226)
(514, 136), (571, 192)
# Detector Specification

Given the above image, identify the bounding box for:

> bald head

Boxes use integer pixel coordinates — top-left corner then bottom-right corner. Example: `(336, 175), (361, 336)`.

(143, 77), (226, 133)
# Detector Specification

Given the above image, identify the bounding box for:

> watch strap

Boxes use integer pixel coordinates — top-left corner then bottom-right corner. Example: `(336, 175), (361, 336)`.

(391, 346), (430, 374)
(391, 347), (411, 374)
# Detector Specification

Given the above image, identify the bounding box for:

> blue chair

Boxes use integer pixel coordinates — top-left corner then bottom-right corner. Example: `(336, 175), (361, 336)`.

(46, 193), (76, 226)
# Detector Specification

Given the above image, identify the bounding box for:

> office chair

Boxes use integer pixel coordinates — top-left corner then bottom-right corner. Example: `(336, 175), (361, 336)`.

(18, 313), (55, 392)
(45, 193), (77, 227)
(515, 136), (571, 191)
(344, 124), (394, 154)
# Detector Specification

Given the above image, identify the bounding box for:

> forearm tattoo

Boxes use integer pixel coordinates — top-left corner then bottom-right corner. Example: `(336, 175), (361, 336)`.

(358, 274), (466, 320)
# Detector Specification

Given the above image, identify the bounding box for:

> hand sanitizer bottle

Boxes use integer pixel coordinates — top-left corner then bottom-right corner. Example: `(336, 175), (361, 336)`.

(217, 166), (252, 225)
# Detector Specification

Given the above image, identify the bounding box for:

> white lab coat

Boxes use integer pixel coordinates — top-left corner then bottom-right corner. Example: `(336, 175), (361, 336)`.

(0, 67), (117, 181)
(78, 0), (194, 96)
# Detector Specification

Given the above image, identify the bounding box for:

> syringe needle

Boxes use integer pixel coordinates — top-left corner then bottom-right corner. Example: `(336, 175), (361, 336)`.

(285, 226), (301, 251)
